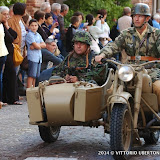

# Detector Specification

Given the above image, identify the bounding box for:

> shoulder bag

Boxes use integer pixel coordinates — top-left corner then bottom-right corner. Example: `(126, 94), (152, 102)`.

(88, 31), (103, 49)
(13, 44), (24, 67)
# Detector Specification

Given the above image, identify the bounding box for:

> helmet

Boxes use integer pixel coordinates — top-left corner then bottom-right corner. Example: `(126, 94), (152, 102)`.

(131, 3), (151, 16)
(72, 31), (92, 46)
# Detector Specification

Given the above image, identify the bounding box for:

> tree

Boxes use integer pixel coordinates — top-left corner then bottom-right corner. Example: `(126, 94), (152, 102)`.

(0, 0), (26, 7)
(65, 0), (132, 28)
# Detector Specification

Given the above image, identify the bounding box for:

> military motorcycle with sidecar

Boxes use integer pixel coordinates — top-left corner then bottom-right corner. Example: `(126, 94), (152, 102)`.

(26, 59), (160, 160)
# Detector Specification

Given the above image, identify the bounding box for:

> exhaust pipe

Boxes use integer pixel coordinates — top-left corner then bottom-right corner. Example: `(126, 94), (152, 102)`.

(146, 118), (157, 129)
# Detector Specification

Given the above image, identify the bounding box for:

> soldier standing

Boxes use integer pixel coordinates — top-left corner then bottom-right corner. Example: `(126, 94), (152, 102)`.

(95, 3), (160, 106)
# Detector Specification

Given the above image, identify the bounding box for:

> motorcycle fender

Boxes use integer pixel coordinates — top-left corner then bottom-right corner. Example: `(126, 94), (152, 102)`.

(43, 83), (75, 125)
(109, 92), (132, 105)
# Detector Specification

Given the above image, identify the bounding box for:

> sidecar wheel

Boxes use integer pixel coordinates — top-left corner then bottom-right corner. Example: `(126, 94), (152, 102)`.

(110, 104), (132, 160)
(144, 130), (159, 144)
(38, 126), (60, 143)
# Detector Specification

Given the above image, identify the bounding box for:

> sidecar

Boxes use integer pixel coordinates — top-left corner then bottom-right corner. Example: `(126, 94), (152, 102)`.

(26, 68), (114, 142)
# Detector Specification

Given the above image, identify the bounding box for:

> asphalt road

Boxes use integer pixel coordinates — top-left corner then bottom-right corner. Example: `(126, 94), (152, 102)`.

(0, 97), (160, 160)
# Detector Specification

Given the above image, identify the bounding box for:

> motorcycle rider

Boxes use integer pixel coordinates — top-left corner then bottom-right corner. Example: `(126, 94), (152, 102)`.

(52, 30), (107, 85)
(95, 3), (160, 106)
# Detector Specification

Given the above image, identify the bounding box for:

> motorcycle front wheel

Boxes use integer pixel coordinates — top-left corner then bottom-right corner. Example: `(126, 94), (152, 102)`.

(110, 104), (132, 160)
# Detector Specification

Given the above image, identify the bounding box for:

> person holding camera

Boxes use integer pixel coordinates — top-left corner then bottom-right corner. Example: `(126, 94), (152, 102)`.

(86, 14), (105, 54)
(96, 9), (112, 46)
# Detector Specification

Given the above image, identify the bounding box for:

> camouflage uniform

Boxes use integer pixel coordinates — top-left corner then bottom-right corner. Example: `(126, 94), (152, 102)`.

(52, 51), (108, 85)
(100, 24), (160, 58)
(52, 30), (108, 85)
(100, 24), (160, 82)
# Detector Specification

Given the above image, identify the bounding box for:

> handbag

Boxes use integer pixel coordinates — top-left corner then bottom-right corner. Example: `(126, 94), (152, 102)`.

(13, 44), (24, 67)
(20, 56), (28, 71)
(88, 31), (102, 54)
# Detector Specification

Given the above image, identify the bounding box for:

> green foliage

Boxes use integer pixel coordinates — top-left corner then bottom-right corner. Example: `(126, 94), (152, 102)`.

(65, 0), (133, 29)
(0, 0), (26, 7)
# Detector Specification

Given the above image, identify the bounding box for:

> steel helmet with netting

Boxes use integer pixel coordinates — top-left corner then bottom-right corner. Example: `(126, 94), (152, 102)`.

(72, 31), (92, 46)
(131, 3), (151, 16)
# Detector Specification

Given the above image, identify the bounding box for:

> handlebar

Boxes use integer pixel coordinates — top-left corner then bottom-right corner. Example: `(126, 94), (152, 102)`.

(101, 59), (122, 66)
(134, 60), (160, 67)
(101, 58), (160, 67)
(101, 58), (118, 70)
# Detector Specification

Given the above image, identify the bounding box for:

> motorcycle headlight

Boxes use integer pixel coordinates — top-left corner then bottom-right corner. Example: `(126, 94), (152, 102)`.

(118, 65), (135, 82)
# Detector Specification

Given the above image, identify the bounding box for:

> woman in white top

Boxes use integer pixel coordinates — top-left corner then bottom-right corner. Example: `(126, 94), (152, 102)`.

(0, 13), (9, 107)
(86, 14), (104, 54)
(96, 9), (111, 46)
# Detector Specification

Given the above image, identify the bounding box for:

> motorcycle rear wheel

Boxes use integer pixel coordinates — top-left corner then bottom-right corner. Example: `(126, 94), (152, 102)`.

(110, 104), (132, 160)
(38, 126), (60, 143)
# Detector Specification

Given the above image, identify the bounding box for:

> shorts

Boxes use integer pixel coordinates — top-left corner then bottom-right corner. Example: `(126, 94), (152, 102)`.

(28, 60), (41, 78)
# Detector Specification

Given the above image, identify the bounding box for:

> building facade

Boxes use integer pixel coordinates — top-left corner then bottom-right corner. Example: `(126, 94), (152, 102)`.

(152, 0), (160, 14)
(26, 0), (67, 17)
(131, 0), (160, 15)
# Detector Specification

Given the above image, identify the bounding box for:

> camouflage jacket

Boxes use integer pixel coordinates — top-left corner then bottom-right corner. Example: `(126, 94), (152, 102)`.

(52, 51), (108, 85)
(100, 24), (160, 82)
(100, 24), (160, 58)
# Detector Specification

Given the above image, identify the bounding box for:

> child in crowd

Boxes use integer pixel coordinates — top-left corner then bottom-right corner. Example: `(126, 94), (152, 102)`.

(41, 13), (58, 37)
(26, 19), (46, 88)
(73, 11), (85, 30)
(66, 16), (80, 52)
